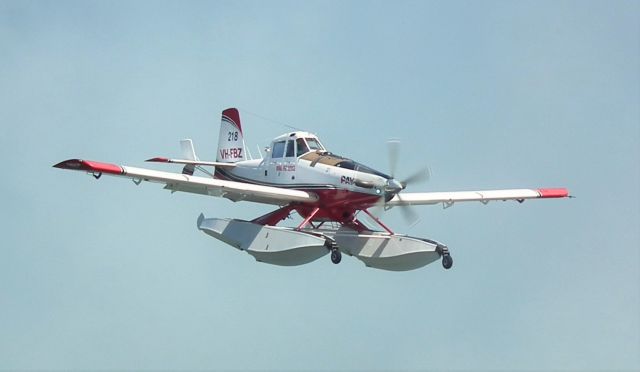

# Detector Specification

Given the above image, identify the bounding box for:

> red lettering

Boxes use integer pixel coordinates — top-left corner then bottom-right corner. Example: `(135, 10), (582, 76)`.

(275, 164), (296, 172)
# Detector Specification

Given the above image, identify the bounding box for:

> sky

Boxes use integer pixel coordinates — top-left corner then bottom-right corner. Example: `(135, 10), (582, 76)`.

(1, 0), (638, 370)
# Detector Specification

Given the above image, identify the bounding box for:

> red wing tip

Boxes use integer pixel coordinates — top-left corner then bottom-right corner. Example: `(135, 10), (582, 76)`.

(53, 159), (123, 175)
(538, 188), (570, 198)
(146, 157), (169, 162)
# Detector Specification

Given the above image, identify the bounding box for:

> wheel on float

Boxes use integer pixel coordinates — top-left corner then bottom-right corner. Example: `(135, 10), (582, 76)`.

(442, 254), (453, 269)
(330, 249), (342, 264)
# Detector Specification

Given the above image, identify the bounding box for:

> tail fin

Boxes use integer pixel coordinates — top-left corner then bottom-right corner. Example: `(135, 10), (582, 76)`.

(180, 139), (197, 175)
(180, 139), (198, 161)
(216, 108), (247, 163)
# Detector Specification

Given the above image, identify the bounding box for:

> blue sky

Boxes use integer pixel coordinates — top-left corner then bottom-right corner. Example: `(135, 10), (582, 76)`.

(1, 0), (638, 370)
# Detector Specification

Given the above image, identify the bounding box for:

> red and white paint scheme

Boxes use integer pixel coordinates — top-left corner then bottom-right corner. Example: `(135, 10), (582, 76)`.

(54, 108), (570, 271)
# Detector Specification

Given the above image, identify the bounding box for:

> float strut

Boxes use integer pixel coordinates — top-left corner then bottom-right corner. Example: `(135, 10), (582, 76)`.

(362, 209), (395, 235)
(252, 205), (296, 226)
(297, 207), (320, 230)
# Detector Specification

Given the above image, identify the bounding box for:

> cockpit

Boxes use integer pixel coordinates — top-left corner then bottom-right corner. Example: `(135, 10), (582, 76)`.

(269, 132), (390, 180)
(270, 133), (326, 159)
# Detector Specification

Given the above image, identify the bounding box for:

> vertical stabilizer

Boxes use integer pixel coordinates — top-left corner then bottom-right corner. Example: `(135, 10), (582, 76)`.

(180, 139), (198, 161)
(216, 108), (247, 163)
(180, 139), (198, 175)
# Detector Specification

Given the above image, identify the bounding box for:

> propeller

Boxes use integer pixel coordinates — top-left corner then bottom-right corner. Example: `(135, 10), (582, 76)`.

(391, 193), (421, 227)
(388, 139), (400, 179)
(400, 167), (431, 188)
(369, 139), (431, 227)
(387, 139), (430, 188)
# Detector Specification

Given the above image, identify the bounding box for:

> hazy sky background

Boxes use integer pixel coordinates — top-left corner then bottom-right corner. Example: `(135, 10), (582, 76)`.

(1, 1), (638, 370)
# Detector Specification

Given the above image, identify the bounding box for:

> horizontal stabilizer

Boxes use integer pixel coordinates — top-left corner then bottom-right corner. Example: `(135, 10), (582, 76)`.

(145, 157), (236, 167)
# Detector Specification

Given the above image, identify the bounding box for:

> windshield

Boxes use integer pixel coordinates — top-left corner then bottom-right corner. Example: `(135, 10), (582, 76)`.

(306, 138), (324, 151)
(334, 158), (391, 179)
(296, 138), (310, 157)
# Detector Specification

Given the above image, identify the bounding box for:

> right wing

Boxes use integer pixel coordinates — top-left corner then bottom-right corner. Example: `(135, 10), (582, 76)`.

(53, 159), (317, 205)
(386, 188), (570, 208)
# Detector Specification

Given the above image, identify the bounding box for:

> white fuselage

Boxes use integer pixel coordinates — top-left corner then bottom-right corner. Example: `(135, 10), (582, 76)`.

(215, 131), (393, 200)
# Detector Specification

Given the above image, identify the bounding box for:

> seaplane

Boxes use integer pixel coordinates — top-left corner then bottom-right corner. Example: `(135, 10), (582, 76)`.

(54, 108), (570, 271)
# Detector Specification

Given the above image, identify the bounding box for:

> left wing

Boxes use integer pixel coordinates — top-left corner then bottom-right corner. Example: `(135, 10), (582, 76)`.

(53, 159), (317, 205)
(386, 188), (570, 208)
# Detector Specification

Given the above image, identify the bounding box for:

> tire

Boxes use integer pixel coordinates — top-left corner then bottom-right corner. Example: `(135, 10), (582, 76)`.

(331, 249), (342, 264)
(442, 254), (453, 269)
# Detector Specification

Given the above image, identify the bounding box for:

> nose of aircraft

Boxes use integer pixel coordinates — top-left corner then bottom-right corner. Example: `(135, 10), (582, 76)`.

(385, 178), (404, 194)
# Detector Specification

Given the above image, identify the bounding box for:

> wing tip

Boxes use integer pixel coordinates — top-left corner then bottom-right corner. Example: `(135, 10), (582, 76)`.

(146, 157), (170, 163)
(537, 188), (570, 198)
(53, 159), (124, 175)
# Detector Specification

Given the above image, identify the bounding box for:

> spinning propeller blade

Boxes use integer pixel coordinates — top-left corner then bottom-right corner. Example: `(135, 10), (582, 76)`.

(400, 167), (431, 188)
(392, 193), (421, 227)
(376, 139), (430, 227)
(387, 139), (400, 178)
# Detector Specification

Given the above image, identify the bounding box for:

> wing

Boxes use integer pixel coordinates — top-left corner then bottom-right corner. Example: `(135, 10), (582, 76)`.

(386, 188), (569, 208)
(53, 159), (317, 205)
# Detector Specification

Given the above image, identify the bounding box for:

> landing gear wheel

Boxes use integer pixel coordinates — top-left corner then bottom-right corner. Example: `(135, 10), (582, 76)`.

(442, 254), (453, 270)
(330, 249), (342, 264)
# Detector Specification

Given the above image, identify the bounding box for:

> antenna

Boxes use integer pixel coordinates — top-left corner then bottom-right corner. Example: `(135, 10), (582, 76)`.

(283, 123), (307, 132)
(238, 107), (309, 132)
(246, 146), (253, 160)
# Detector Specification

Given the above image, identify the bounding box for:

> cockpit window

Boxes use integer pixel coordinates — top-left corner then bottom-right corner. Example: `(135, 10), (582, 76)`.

(335, 161), (356, 170)
(336, 160), (390, 179)
(285, 140), (295, 157)
(296, 138), (309, 157)
(272, 141), (286, 158)
(306, 138), (324, 151)
(299, 151), (389, 178)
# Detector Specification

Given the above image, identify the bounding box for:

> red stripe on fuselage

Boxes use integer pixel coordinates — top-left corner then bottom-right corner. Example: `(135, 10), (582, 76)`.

(213, 168), (381, 221)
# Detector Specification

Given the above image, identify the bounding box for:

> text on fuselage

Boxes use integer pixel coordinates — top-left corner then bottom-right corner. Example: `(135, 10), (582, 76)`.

(341, 175), (355, 185)
(219, 148), (243, 160)
(276, 164), (296, 172)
